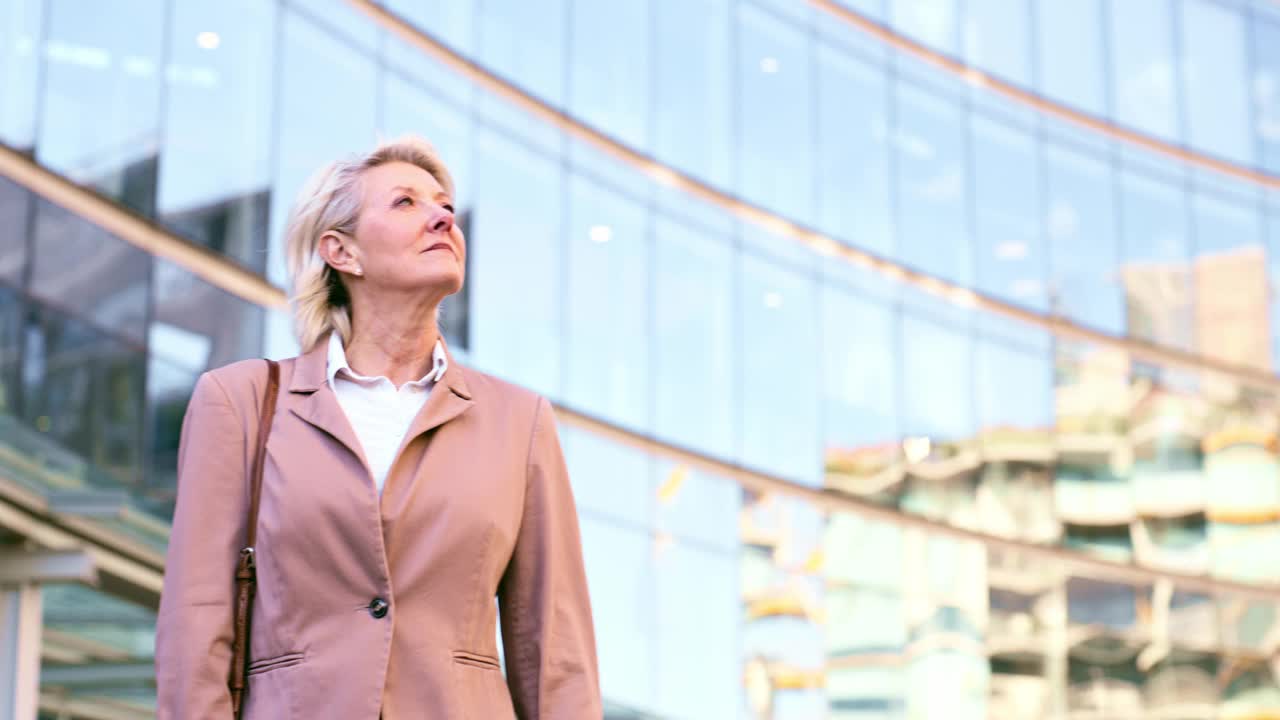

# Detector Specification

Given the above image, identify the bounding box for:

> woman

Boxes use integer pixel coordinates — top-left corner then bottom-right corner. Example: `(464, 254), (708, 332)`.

(155, 136), (601, 719)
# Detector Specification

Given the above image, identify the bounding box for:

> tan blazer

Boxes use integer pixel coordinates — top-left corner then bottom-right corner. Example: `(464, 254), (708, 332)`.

(155, 335), (601, 719)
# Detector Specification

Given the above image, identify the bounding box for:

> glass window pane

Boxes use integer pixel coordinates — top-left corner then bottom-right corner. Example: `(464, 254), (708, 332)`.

(822, 284), (899, 498)
(1253, 19), (1280, 176)
(569, 0), (649, 149)
(895, 82), (971, 285)
(580, 517), (656, 711)
(37, 0), (164, 216)
(0, 0), (43, 149)
(652, 0), (732, 189)
(565, 176), (650, 429)
(1119, 169), (1192, 350)
(652, 216), (734, 458)
(1179, 0), (1253, 166)
(655, 542), (741, 718)
(470, 130), (562, 396)
(740, 252), (819, 485)
(653, 461), (740, 553)
(380, 75), (473, 203)
(1036, 0), (1106, 117)
(0, 176), (29, 285)
(963, 0), (1030, 86)
(901, 313), (972, 443)
(158, 0), (275, 271)
(972, 115), (1044, 310)
(815, 42), (893, 255)
(562, 426), (652, 528)
(1045, 144), (1123, 334)
(383, 0), (476, 55)
(22, 303), (146, 489)
(738, 4), (814, 221)
(890, 0), (958, 55)
(1192, 192), (1267, 369)
(1271, 207), (1280, 371)
(29, 199), (149, 344)
(0, 286), (22, 417)
(477, 0), (566, 106)
(1109, 0), (1180, 143)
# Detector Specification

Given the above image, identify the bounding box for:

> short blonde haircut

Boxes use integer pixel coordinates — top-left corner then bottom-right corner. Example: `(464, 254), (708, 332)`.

(284, 135), (456, 352)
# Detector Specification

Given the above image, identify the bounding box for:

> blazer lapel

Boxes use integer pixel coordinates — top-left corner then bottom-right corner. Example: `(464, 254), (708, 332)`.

(287, 335), (374, 482)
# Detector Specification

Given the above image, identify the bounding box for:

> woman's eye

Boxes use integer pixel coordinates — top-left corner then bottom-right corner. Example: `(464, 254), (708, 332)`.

(395, 196), (413, 207)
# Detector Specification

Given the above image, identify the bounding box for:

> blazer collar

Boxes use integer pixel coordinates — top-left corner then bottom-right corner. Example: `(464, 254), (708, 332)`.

(290, 332), (472, 401)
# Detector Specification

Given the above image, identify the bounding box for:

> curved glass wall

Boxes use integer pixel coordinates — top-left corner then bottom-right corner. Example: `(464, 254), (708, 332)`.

(1, 0), (1279, 717)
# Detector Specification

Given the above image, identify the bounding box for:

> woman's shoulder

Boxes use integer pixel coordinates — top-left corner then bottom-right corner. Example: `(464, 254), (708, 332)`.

(194, 356), (295, 411)
(454, 364), (544, 415)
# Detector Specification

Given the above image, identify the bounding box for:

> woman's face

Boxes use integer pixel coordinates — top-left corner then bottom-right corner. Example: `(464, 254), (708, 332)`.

(348, 161), (465, 298)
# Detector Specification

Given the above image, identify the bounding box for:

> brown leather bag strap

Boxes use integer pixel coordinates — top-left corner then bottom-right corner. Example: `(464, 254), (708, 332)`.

(246, 359), (279, 550)
(229, 359), (279, 717)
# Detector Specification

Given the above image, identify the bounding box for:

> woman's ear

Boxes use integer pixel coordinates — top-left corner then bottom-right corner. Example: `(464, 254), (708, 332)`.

(319, 231), (363, 277)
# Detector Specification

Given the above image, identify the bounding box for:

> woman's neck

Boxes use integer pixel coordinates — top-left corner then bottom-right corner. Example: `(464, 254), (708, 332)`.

(344, 299), (442, 388)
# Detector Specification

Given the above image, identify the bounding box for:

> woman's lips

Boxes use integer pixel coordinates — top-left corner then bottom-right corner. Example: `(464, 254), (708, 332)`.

(424, 243), (454, 256)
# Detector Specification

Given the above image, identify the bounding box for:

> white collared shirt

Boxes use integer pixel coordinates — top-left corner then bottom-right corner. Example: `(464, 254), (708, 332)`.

(326, 332), (449, 493)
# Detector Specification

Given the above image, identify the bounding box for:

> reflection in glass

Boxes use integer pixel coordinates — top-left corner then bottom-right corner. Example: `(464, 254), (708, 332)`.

(565, 176), (649, 429)
(37, 0), (164, 215)
(158, 0), (275, 271)
(1254, 19), (1280, 175)
(815, 42), (893, 256)
(0, 176), (30, 285)
(470, 130), (562, 396)
(1108, 0), (1180, 143)
(29, 199), (150, 344)
(972, 115), (1043, 311)
(889, 0), (958, 55)
(652, 0), (732, 189)
(740, 252), (819, 485)
(569, 0), (648, 150)
(1179, 0), (1253, 166)
(963, 0), (1030, 86)
(1045, 144), (1122, 334)
(1191, 192), (1268, 370)
(1037, 0), (1107, 118)
(0, 0), (43, 150)
(1119, 169), (1192, 351)
(895, 82), (970, 286)
(477, 0), (566, 106)
(652, 216), (734, 458)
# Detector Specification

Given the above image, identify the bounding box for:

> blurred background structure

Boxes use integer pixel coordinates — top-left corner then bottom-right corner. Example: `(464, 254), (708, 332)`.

(2, 0), (1280, 717)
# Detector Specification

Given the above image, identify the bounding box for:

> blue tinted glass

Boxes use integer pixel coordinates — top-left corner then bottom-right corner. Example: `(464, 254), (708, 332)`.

(654, 541), (741, 717)
(159, 1), (275, 271)
(565, 175), (650, 430)
(384, 0), (476, 54)
(380, 74), (473, 202)
(477, 0), (566, 106)
(1109, 0), (1181, 143)
(562, 425), (653, 529)
(652, 0), (732, 189)
(822, 283), (898, 479)
(1045, 144), (1122, 333)
(0, 0), (43, 149)
(652, 216), (735, 458)
(815, 42), (893, 256)
(470, 130), (562, 396)
(737, 4), (815, 221)
(1269, 206), (1280, 370)
(1036, 0), (1107, 117)
(975, 336), (1051, 435)
(900, 312), (973, 441)
(579, 516), (656, 710)
(972, 115), (1044, 311)
(963, 0), (1031, 86)
(890, 0), (958, 55)
(740, 252), (820, 485)
(1119, 169), (1192, 349)
(1253, 19), (1280, 175)
(895, 82), (971, 285)
(569, 0), (649, 149)
(38, 0), (165, 215)
(1180, 0), (1253, 166)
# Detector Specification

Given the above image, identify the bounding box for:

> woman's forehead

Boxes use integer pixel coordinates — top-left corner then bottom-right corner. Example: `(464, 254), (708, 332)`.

(364, 161), (446, 196)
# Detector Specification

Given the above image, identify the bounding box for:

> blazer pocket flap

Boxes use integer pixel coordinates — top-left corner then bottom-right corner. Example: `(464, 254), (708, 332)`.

(452, 650), (501, 670)
(248, 651), (305, 675)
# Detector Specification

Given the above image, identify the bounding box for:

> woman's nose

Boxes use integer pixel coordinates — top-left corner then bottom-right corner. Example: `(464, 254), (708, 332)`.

(424, 204), (453, 234)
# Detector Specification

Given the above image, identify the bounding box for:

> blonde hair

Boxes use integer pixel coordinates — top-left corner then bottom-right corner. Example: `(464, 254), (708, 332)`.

(284, 135), (456, 352)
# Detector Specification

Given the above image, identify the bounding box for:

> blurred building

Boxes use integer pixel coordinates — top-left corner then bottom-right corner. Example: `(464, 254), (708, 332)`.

(1, 0), (1280, 718)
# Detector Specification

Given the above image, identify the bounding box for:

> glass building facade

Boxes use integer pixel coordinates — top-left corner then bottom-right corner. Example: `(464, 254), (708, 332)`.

(2, 0), (1280, 717)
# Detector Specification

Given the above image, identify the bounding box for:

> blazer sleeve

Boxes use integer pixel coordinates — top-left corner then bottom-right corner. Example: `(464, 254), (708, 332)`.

(155, 371), (248, 719)
(498, 396), (603, 719)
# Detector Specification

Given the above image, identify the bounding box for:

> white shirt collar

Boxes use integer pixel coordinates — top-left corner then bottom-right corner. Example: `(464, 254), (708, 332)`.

(326, 332), (449, 388)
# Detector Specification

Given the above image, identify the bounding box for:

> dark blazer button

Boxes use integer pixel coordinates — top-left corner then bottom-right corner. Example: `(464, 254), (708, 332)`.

(368, 597), (389, 619)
